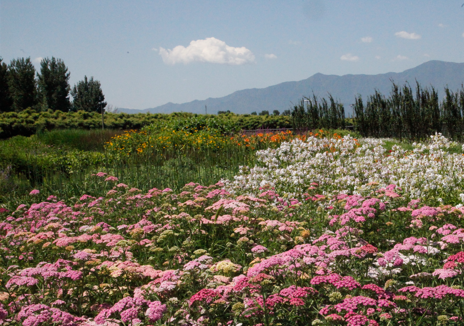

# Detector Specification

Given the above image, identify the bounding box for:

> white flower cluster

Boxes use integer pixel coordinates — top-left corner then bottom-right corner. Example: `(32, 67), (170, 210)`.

(415, 132), (459, 150)
(224, 133), (464, 201)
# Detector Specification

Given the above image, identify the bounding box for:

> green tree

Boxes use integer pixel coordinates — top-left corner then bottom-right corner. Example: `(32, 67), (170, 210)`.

(71, 76), (106, 113)
(0, 58), (12, 112)
(37, 57), (71, 112)
(8, 57), (37, 112)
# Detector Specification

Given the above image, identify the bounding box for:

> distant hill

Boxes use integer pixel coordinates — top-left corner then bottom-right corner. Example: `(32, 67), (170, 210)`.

(119, 60), (464, 115)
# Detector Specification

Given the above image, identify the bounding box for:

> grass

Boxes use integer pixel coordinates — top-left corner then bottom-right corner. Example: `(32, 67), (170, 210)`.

(36, 128), (125, 152)
(0, 128), (259, 207)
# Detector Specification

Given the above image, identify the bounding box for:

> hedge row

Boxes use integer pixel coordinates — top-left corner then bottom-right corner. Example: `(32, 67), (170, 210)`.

(0, 109), (292, 139)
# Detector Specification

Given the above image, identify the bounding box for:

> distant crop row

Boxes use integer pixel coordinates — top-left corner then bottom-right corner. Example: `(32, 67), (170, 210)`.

(0, 109), (292, 139)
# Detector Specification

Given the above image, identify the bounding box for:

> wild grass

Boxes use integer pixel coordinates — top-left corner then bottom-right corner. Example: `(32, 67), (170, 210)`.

(35, 128), (124, 152)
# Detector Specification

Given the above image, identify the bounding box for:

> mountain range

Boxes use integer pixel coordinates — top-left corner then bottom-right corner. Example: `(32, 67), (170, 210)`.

(119, 60), (464, 115)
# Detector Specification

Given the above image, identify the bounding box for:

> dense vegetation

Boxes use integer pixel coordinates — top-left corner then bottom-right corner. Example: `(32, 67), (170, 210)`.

(2, 133), (464, 325)
(353, 82), (464, 141)
(0, 114), (328, 205)
(0, 109), (292, 139)
(0, 56), (106, 114)
(290, 82), (464, 141)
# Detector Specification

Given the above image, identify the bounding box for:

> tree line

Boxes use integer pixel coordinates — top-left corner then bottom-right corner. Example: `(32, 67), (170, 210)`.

(291, 82), (464, 141)
(353, 82), (464, 141)
(0, 57), (106, 113)
(291, 94), (345, 131)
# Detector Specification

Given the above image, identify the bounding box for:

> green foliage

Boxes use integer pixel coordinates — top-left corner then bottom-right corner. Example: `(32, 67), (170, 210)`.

(0, 111), (292, 139)
(0, 134), (107, 185)
(142, 114), (240, 135)
(0, 133), (256, 203)
(36, 128), (123, 151)
(8, 57), (37, 112)
(291, 93), (346, 131)
(71, 76), (106, 113)
(37, 57), (71, 112)
(0, 58), (12, 112)
(325, 128), (361, 139)
(353, 82), (464, 141)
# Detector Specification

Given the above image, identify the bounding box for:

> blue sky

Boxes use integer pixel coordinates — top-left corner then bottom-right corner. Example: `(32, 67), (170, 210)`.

(2, 0), (464, 110)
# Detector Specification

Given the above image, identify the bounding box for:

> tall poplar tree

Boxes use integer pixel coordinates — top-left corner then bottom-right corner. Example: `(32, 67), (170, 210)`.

(71, 76), (106, 113)
(0, 58), (12, 112)
(37, 57), (71, 112)
(8, 57), (37, 112)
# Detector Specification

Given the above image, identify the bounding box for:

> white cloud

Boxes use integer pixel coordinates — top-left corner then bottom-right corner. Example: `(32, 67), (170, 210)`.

(33, 57), (43, 64)
(361, 36), (373, 43)
(395, 31), (421, 40)
(340, 53), (359, 62)
(265, 54), (277, 59)
(393, 55), (409, 61)
(159, 37), (255, 65)
(375, 55), (381, 59)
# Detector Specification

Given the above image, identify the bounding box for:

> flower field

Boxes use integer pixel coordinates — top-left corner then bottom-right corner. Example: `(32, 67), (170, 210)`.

(2, 133), (464, 325)
(104, 127), (310, 158)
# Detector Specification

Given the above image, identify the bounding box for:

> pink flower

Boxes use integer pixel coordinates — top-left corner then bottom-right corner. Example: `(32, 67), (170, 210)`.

(120, 307), (138, 323)
(18, 304), (83, 326)
(432, 268), (459, 280)
(0, 303), (7, 321)
(447, 251), (464, 263)
(311, 274), (360, 290)
(325, 314), (344, 321)
(393, 257), (403, 267)
(145, 301), (166, 322)
(29, 189), (40, 195)
(251, 245), (268, 254)
(362, 284), (385, 295)
(189, 289), (221, 306)
(73, 251), (92, 261)
(279, 285), (318, 298)
(380, 313), (392, 319)
(95, 296), (164, 325)
(361, 244), (378, 254)
(289, 297), (305, 306)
